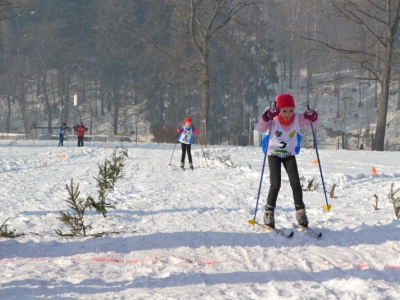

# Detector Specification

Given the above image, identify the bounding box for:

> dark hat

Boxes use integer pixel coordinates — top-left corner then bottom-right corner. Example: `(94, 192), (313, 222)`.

(62, 123), (66, 125)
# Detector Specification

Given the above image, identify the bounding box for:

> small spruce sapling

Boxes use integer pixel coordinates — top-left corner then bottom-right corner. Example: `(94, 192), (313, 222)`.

(55, 179), (92, 237)
(373, 194), (379, 210)
(196, 150), (235, 168)
(300, 176), (320, 191)
(55, 148), (128, 237)
(215, 154), (235, 168)
(388, 183), (400, 219)
(0, 218), (24, 238)
(87, 148), (128, 217)
(330, 183), (337, 198)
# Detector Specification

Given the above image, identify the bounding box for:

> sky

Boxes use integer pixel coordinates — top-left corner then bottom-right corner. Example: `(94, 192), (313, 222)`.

(0, 140), (399, 299)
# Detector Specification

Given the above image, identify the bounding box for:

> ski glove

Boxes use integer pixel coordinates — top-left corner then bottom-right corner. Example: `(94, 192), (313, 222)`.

(303, 109), (318, 122)
(177, 128), (183, 133)
(262, 106), (280, 122)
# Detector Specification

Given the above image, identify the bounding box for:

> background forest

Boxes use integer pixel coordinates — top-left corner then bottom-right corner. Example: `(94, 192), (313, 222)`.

(1, 0), (400, 150)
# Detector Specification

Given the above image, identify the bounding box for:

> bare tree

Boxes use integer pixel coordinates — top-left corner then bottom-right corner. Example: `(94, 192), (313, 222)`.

(0, 1), (34, 134)
(161, 0), (263, 144)
(300, 0), (400, 151)
(26, 23), (63, 133)
(16, 52), (29, 138)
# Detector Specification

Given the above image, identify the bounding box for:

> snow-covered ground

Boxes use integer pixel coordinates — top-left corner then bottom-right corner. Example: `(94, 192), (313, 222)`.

(0, 140), (399, 299)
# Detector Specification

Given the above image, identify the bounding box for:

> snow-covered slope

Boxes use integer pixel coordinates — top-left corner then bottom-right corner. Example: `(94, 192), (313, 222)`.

(0, 140), (399, 299)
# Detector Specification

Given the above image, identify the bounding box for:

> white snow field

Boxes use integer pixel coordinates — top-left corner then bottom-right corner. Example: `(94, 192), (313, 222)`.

(0, 140), (399, 299)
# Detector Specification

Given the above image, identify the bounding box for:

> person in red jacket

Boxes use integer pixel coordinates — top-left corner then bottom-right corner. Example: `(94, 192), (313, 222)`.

(74, 121), (88, 147)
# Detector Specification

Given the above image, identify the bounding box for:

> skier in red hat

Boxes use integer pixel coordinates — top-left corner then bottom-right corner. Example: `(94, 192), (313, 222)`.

(257, 94), (319, 228)
(176, 117), (199, 170)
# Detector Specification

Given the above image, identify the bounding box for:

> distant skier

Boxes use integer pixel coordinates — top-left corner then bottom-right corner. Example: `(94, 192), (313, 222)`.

(256, 94), (319, 228)
(74, 121), (88, 147)
(58, 123), (69, 147)
(176, 117), (199, 170)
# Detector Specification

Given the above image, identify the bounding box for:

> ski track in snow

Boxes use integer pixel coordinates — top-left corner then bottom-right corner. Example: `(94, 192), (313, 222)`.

(0, 141), (399, 299)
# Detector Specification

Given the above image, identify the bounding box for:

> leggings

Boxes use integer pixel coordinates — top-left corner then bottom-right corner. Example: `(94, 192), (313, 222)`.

(180, 143), (192, 163)
(58, 134), (64, 147)
(266, 155), (304, 211)
(78, 137), (84, 147)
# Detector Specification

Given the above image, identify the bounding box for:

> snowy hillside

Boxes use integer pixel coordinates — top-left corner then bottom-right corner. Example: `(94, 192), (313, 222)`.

(0, 140), (399, 299)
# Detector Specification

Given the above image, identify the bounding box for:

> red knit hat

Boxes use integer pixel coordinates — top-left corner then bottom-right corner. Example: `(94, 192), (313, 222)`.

(276, 94), (295, 109)
(184, 117), (192, 123)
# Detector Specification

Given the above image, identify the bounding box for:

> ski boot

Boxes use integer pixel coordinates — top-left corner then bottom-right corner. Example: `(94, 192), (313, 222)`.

(180, 162), (185, 171)
(296, 209), (308, 227)
(189, 162), (194, 170)
(263, 208), (275, 228)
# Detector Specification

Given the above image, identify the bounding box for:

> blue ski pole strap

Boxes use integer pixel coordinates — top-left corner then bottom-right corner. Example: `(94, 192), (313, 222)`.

(261, 133), (270, 154)
(295, 132), (302, 155)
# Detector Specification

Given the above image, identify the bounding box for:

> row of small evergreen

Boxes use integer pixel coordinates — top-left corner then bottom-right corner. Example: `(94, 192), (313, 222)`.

(1, 148), (128, 238)
(1, 149), (399, 237)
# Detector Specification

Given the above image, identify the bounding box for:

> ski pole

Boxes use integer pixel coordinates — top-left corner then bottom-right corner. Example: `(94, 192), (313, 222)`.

(308, 105), (331, 211)
(248, 103), (274, 225)
(168, 134), (179, 166)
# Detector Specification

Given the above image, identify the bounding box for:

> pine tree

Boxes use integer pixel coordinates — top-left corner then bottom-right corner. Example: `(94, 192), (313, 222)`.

(0, 218), (24, 238)
(54, 179), (92, 237)
(55, 148), (128, 237)
(87, 148), (128, 217)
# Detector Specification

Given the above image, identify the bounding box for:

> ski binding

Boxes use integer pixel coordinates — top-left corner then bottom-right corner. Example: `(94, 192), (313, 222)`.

(293, 223), (322, 239)
(255, 222), (294, 238)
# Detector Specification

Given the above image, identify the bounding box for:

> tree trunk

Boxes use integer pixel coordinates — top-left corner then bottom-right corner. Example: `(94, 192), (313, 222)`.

(113, 86), (119, 135)
(288, 47), (293, 89)
(397, 77), (400, 110)
(373, 11), (397, 151)
(306, 60), (312, 105)
(336, 71), (340, 118)
(6, 93), (11, 133)
(199, 52), (210, 145)
(64, 70), (71, 121)
(42, 76), (53, 134)
(373, 78), (390, 151)
(18, 54), (29, 139)
(100, 83), (105, 116)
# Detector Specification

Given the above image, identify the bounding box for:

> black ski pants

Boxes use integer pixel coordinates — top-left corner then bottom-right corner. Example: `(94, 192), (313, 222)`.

(180, 143), (192, 163)
(266, 155), (305, 211)
(77, 137), (84, 147)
